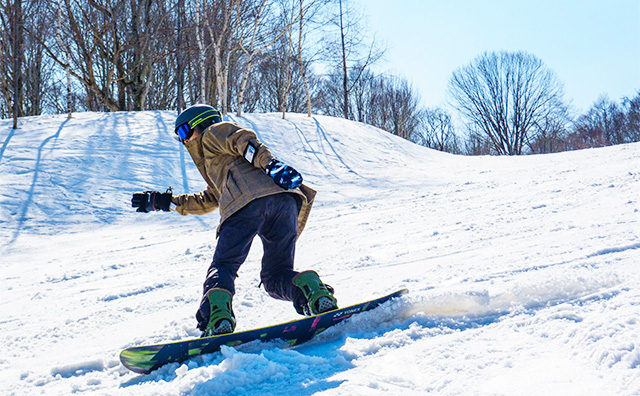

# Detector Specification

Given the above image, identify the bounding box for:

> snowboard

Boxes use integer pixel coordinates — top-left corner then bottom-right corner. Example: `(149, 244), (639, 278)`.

(120, 288), (408, 374)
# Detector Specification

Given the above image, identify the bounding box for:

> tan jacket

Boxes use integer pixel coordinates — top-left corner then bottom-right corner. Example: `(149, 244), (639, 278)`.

(171, 121), (316, 236)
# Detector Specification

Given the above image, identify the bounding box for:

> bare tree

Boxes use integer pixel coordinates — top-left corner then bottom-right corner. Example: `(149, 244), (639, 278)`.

(385, 77), (422, 140)
(1, 0), (56, 120)
(464, 130), (493, 156)
(345, 72), (423, 141)
(314, 68), (343, 117)
(349, 66), (375, 123)
(235, 0), (279, 117)
(528, 103), (570, 153)
(203, 0), (244, 114)
(128, 0), (171, 111)
(55, 0), (73, 117)
(622, 91), (640, 142)
(365, 75), (421, 140)
(11, 0), (21, 127)
(569, 95), (625, 149)
(448, 51), (568, 155)
(0, 0), (24, 126)
(294, 0), (322, 117)
(272, 0), (323, 118)
(19, 1), (55, 116)
(569, 91), (640, 150)
(41, 0), (172, 112)
(413, 107), (460, 153)
(528, 118), (568, 153)
(0, 0), (407, 122)
(276, 16), (296, 119)
(235, 0), (306, 117)
(175, 0), (186, 112)
(193, 0), (207, 103)
(42, 0), (122, 111)
(323, 0), (383, 120)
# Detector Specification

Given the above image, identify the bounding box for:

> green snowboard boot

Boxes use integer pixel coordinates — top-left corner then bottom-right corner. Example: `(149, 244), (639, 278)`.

(202, 288), (236, 337)
(293, 270), (338, 315)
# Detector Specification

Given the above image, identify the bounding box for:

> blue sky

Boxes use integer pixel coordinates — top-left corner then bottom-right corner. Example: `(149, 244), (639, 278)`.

(357, 0), (640, 115)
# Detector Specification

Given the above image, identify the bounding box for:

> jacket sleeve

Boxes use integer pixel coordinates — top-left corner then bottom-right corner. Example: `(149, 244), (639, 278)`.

(204, 122), (274, 170)
(171, 186), (219, 216)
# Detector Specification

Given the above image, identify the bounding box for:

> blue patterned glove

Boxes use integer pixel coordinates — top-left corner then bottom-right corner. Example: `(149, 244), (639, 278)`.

(265, 159), (303, 190)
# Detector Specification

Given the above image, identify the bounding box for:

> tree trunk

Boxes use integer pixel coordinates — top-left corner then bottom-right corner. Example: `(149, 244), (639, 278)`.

(298, 0), (311, 117)
(339, 0), (348, 120)
(176, 0), (185, 113)
(195, 2), (206, 103)
(12, 0), (22, 129)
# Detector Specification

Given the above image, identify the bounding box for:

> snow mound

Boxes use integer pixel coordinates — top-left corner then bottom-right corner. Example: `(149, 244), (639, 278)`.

(1, 111), (639, 395)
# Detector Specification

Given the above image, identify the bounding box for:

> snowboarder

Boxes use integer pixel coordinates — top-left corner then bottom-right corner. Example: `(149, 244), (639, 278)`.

(131, 104), (337, 337)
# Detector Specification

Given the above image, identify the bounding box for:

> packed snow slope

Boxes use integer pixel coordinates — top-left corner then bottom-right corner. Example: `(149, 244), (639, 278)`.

(1, 111), (639, 395)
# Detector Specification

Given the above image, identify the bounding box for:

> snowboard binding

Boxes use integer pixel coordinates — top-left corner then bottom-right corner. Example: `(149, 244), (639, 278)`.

(293, 270), (338, 316)
(202, 288), (236, 337)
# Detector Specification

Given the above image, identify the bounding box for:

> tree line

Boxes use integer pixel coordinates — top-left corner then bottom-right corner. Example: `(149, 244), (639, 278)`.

(1, 0), (638, 155)
(446, 51), (640, 155)
(0, 0), (386, 119)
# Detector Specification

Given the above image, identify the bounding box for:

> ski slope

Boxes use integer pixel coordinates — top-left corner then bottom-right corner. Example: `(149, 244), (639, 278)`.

(1, 111), (639, 395)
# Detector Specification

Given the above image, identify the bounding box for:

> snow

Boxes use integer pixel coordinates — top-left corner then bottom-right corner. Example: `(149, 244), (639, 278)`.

(1, 110), (639, 395)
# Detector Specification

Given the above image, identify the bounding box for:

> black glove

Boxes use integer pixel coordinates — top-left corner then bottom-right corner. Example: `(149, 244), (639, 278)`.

(131, 190), (172, 212)
(265, 159), (303, 190)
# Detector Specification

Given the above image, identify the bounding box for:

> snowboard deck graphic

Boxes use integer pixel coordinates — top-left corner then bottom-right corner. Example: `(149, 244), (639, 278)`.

(120, 289), (408, 374)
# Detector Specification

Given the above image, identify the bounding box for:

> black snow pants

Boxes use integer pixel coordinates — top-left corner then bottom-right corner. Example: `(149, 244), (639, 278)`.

(196, 193), (304, 330)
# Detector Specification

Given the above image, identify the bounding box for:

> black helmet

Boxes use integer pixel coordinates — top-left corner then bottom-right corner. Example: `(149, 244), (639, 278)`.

(174, 104), (222, 140)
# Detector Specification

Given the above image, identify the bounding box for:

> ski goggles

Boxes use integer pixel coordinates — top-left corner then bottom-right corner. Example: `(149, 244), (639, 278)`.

(175, 123), (192, 141)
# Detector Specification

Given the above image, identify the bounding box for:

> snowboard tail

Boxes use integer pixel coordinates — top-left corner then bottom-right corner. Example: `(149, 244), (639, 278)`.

(120, 289), (408, 374)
